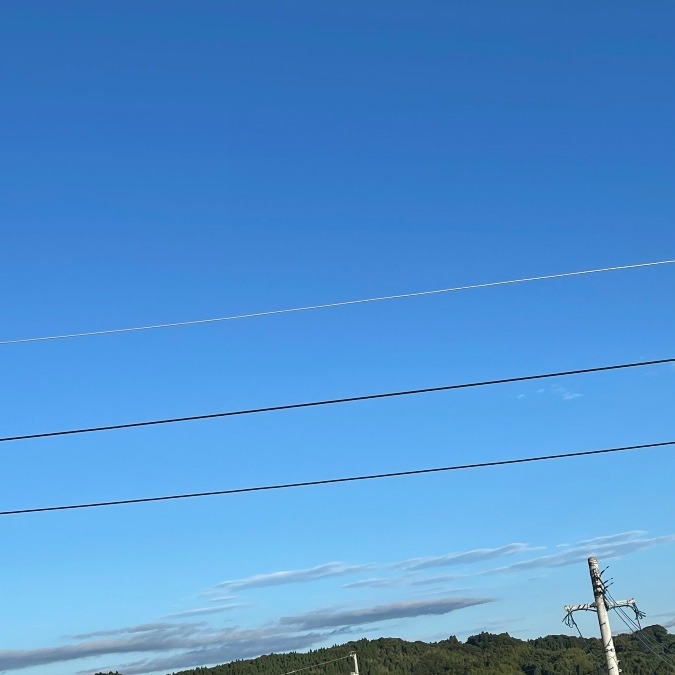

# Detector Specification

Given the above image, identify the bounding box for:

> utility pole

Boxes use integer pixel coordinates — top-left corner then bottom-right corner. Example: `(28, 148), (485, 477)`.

(588, 557), (620, 675)
(349, 652), (359, 675)
(564, 557), (644, 675)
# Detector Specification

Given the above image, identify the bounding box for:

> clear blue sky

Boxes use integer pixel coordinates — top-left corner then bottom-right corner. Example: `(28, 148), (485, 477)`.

(1, 2), (674, 674)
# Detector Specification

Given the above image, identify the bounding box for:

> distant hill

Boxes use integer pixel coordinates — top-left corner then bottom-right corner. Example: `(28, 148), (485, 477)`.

(96, 624), (674, 675)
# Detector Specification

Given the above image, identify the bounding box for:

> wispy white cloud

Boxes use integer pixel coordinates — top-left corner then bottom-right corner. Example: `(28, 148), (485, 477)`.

(535, 384), (582, 400)
(486, 532), (675, 575)
(279, 596), (494, 631)
(27, 622), (356, 675)
(4, 622), (207, 671)
(575, 531), (647, 547)
(69, 623), (184, 641)
(404, 543), (533, 571)
(551, 384), (583, 401)
(210, 562), (376, 592)
(342, 577), (407, 589)
(16, 596), (491, 675)
(207, 594), (238, 603)
(410, 574), (469, 586)
(209, 543), (532, 596)
(343, 572), (471, 590)
(74, 626), (354, 675)
(551, 384), (582, 400)
(162, 604), (247, 619)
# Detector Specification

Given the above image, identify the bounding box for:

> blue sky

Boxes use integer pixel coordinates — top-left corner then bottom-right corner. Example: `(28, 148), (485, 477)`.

(1, 2), (674, 674)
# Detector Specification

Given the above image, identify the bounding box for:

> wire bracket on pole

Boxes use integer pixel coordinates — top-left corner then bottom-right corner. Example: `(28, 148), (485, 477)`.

(564, 599), (645, 624)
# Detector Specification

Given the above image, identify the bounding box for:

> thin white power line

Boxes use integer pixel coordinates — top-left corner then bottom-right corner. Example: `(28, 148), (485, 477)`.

(2, 259), (673, 345)
(282, 654), (353, 675)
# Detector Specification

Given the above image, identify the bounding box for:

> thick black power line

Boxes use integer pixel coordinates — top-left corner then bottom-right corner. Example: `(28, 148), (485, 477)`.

(1, 357), (672, 444)
(1, 439), (672, 516)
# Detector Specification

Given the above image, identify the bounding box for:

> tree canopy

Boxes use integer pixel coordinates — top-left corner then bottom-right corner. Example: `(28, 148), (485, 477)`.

(147, 625), (675, 675)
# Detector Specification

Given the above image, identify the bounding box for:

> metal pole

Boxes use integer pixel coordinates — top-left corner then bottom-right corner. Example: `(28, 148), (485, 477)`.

(588, 557), (620, 675)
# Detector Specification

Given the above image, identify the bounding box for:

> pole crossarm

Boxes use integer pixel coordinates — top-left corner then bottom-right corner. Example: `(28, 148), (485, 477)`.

(565, 603), (595, 613)
(564, 598), (645, 629)
(606, 598), (646, 621)
(564, 603), (594, 628)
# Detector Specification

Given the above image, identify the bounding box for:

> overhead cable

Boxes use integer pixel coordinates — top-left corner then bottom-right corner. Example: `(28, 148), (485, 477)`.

(1, 439), (672, 516)
(282, 654), (353, 675)
(2, 259), (673, 345)
(1, 357), (673, 444)
(605, 589), (675, 671)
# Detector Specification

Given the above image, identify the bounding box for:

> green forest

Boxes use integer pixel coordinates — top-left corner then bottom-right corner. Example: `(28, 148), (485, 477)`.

(95, 625), (674, 675)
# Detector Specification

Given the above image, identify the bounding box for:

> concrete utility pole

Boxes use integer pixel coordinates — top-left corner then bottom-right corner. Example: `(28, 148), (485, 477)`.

(564, 557), (644, 675)
(588, 557), (620, 675)
(349, 652), (359, 675)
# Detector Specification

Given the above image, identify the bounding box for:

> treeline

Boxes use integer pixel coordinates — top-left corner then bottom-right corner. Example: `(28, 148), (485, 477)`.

(160, 625), (673, 675)
(94, 625), (674, 675)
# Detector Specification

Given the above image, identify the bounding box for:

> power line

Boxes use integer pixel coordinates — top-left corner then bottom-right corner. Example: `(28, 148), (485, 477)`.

(605, 588), (675, 671)
(282, 654), (353, 675)
(1, 439), (672, 516)
(605, 588), (675, 670)
(619, 617), (675, 671)
(2, 357), (672, 444)
(2, 259), (673, 346)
